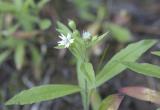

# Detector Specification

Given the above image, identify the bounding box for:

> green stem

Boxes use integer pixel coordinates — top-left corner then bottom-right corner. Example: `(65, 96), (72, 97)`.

(90, 89), (101, 110)
(77, 61), (89, 110)
(84, 80), (89, 110)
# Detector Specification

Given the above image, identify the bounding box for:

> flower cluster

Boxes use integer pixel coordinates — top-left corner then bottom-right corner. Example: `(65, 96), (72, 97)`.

(57, 31), (91, 48)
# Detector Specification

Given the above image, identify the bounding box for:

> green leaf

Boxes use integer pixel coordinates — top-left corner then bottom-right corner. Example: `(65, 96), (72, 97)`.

(56, 21), (71, 35)
(88, 32), (109, 47)
(2, 25), (19, 36)
(152, 51), (160, 57)
(0, 1), (16, 12)
(107, 23), (132, 42)
(120, 86), (160, 105)
(31, 46), (41, 68)
(17, 13), (37, 31)
(1, 37), (20, 48)
(97, 6), (106, 21)
(37, 0), (49, 9)
(0, 50), (11, 65)
(72, 0), (96, 21)
(14, 0), (23, 10)
(80, 62), (96, 88)
(121, 62), (160, 78)
(39, 19), (51, 30)
(54, 45), (65, 49)
(23, 0), (36, 11)
(91, 89), (102, 110)
(99, 94), (124, 110)
(14, 44), (25, 70)
(96, 40), (157, 87)
(77, 60), (90, 110)
(6, 84), (80, 105)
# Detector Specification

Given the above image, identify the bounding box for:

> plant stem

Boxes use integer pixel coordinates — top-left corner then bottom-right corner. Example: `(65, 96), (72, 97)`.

(84, 80), (89, 110)
(77, 61), (89, 110)
(90, 89), (101, 110)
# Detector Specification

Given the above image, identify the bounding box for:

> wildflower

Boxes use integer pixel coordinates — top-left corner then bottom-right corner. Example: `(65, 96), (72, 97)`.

(58, 33), (74, 48)
(82, 31), (91, 40)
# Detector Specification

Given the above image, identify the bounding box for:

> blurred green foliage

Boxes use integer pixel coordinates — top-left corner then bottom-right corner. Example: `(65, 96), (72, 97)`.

(73, 0), (132, 43)
(0, 0), (51, 71)
(72, 0), (101, 21)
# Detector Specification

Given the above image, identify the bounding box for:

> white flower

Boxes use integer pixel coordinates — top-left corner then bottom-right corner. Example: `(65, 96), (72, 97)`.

(58, 33), (74, 48)
(82, 31), (91, 40)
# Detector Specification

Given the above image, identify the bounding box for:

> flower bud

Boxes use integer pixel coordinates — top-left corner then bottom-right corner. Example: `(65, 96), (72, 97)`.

(68, 20), (76, 30)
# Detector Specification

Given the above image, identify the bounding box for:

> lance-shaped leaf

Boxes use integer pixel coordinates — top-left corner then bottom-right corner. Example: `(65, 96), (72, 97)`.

(6, 84), (80, 105)
(90, 89), (102, 110)
(56, 21), (71, 35)
(96, 40), (157, 87)
(0, 50), (11, 65)
(107, 23), (132, 42)
(88, 32), (109, 47)
(31, 46), (41, 68)
(120, 86), (160, 105)
(99, 94), (124, 110)
(121, 62), (160, 78)
(80, 62), (96, 88)
(14, 43), (25, 70)
(152, 51), (160, 57)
